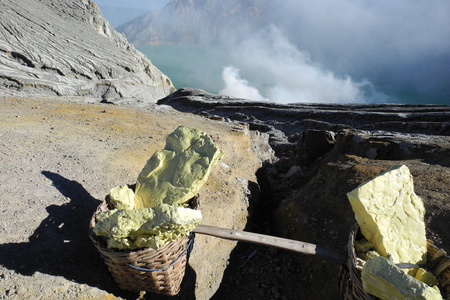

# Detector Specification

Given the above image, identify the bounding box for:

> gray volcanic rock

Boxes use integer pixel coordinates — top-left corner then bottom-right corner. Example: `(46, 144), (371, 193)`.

(0, 0), (175, 103)
(159, 88), (450, 153)
(0, 92), (449, 299)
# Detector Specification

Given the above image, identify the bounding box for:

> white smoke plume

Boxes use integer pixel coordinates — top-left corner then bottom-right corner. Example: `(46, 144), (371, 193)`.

(273, 0), (450, 102)
(220, 26), (389, 103)
(132, 0), (450, 104)
(219, 66), (268, 101)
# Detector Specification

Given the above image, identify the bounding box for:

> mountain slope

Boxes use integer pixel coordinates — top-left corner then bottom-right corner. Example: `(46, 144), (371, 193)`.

(118, 0), (272, 45)
(0, 0), (175, 103)
(95, 4), (149, 27)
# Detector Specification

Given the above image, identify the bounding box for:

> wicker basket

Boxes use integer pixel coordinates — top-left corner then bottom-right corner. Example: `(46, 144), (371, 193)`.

(339, 223), (450, 300)
(89, 200), (195, 295)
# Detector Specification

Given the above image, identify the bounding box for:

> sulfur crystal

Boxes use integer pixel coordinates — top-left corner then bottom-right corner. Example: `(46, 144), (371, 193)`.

(347, 165), (427, 274)
(93, 204), (202, 250)
(134, 126), (223, 208)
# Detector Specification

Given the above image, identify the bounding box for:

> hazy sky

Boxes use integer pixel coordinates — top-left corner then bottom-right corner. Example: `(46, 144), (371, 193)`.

(103, 0), (449, 103)
(95, 0), (169, 11)
(276, 0), (450, 83)
(222, 0), (450, 103)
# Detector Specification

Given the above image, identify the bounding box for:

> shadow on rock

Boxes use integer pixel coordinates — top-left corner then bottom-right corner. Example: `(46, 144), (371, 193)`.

(0, 171), (131, 297)
(0, 171), (197, 299)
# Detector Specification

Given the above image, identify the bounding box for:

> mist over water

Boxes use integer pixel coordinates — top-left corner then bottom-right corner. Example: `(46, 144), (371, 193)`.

(138, 42), (394, 104)
(217, 26), (391, 103)
(219, 66), (268, 101)
(271, 0), (450, 104)
(135, 0), (450, 104)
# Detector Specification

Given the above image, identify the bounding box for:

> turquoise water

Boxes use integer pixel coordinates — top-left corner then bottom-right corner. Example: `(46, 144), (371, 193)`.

(137, 44), (449, 105)
(137, 45), (230, 93)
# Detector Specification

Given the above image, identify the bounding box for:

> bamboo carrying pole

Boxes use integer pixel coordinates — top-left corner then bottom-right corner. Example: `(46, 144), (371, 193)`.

(193, 224), (347, 262)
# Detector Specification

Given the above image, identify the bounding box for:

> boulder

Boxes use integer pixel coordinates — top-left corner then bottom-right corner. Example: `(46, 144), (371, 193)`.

(348, 165), (427, 274)
(134, 126), (224, 208)
(362, 256), (441, 300)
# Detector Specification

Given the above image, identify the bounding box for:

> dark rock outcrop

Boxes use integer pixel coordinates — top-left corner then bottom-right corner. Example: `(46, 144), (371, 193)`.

(0, 0), (175, 103)
(159, 88), (450, 149)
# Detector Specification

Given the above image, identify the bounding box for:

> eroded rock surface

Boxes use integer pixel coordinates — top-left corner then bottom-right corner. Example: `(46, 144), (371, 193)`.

(0, 0), (175, 103)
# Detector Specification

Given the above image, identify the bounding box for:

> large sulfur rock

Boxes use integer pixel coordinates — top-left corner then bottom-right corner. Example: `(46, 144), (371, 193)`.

(93, 204), (202, 250)
(361, 256), (442, 300)
(134, 126), (224, 208)
(347, 165), (427, 272)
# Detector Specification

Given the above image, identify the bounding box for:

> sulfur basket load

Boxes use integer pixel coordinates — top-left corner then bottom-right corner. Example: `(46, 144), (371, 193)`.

(89, 126), (223, 295)
(339, 165), (450, 300)
(340, 224), (450, 300)
(89, 199), (196, 295)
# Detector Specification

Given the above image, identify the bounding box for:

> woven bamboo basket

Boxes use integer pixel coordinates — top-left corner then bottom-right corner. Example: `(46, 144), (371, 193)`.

(339, 223), (450, 300)
(89, 200), (195, 295)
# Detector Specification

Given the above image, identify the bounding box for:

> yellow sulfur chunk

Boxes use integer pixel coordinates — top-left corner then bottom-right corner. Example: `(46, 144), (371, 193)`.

(107, 185), (135, 210)
(134, 126), (224, 208)
(93, 204), (202, 250)
(362, 256), (442, 300)
(347, 165), (427, 275)
(415, 268), (439, 287)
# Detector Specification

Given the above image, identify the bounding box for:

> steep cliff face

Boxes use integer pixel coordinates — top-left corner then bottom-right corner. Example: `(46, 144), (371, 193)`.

(0, 0), (175, 103)
(118, 0), (272, 45)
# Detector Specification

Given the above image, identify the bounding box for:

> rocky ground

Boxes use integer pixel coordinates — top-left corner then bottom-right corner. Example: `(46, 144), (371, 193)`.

(1, 0), (449, 297)
(161, 89), (450, 299)
(214, 155), (450, 300)
(0, 95), (264, 300)
(0, 91), (449, 300)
